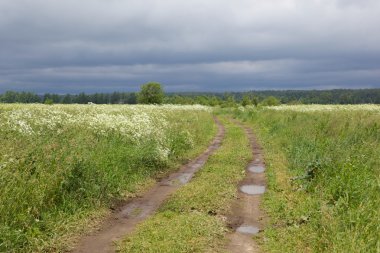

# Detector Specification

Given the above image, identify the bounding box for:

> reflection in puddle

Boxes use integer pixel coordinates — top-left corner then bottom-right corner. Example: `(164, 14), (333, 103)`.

(236, 225), (260, 235)
(240, 185), (266, 195)
(248, 165), (265, 173)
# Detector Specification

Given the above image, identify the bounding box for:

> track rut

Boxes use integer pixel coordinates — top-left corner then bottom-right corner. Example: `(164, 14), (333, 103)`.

(227, 120), (267, 253)
(71, 117), (225, 253)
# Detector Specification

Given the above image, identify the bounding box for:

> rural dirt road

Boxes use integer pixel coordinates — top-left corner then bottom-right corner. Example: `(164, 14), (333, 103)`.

(71, 117), (225, 253)
(227, 121), (267, 253)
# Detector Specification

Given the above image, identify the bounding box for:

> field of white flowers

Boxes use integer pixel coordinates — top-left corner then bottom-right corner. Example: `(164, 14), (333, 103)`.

(0, 104), (215, 252)
(0, 104), (211, 163)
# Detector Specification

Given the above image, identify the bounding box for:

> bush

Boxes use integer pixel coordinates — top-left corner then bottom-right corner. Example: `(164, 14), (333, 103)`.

(44, 99), (54, 105)
(261, 96), (280, 106)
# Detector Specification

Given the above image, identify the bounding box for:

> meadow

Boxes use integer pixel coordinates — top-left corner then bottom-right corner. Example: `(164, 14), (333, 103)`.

(230, 105), (380, 252)
(1, 103), (379, 253)
(0, 104), (216, 252)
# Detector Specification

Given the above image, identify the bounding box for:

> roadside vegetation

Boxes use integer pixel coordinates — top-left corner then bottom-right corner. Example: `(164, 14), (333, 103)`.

(118, 118), (252, 252)
(0, 104), (216, 252)
(228, 105), (380, 253)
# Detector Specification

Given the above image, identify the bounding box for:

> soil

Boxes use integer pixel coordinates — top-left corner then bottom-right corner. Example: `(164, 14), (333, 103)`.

(226, 121), (267, 253)
(70, 117), (225, 253)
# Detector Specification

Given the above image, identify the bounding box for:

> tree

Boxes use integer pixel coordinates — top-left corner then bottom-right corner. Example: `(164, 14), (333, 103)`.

(195, 96), (208, 105)
(111, 92), (121, 104)
(241, 95), (252, 106)
(137, 82), (164, 104)
(209, 96), (220, 106)
(221, 94), (237, 108)
(127, 92), (137, 104)
(1, 91), (17, 103)
(261, 96), (280, 106)
(44, 98), (54, 105)
(62, 94), (73, 104)
(251, 96), (259, 106)
(76, 92), (89, 104)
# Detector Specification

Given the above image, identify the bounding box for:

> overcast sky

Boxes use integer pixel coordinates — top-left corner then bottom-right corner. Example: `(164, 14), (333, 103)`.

(0, 0), (379, 93)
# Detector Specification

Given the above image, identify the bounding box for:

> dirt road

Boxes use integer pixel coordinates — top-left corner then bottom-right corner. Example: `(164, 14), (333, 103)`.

(71, 117), (225, 253)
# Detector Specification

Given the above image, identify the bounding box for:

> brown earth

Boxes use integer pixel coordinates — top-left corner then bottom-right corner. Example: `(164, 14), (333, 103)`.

(70, 117), (225, 253)
(226, 121), (267, 253)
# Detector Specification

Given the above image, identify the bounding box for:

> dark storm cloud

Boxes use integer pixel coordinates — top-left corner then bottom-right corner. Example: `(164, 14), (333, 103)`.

(0, 0), (379, 92)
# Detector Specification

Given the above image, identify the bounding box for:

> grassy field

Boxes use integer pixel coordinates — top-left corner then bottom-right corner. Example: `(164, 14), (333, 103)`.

(118, 118), (252, 252)
(0, 104), (216, 252)
(2, 103), (379, 253)
(229, 105), (380, 253)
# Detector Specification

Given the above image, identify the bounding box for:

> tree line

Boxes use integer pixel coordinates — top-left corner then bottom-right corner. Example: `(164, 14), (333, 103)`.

(0, 91), (138, 104)
(1, 85), (380, 105)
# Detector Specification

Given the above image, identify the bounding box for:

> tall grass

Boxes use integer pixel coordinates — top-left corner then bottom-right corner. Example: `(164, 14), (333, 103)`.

(229, 106), (380, 252)
(0, 104), (216, 252)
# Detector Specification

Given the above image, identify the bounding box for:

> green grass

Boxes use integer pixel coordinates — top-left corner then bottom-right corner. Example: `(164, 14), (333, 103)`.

(228, 107), (380, 253)
(0, 105), (216, 252)
(118, 117), (252, 253)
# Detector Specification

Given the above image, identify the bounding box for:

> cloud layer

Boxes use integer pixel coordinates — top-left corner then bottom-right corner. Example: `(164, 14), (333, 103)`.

(0, 0), (379, 92)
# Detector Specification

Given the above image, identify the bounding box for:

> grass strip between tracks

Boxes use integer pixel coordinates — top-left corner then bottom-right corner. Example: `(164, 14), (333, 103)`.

(118, 117), (252, 253)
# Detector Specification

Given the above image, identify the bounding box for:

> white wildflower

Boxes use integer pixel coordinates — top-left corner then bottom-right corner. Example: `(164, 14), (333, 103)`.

(0, 104), (208, 163)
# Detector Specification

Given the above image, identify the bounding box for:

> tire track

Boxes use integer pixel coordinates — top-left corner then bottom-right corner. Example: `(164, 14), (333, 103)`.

(227, 120), (267, 253)
(71, 117), (225, 253)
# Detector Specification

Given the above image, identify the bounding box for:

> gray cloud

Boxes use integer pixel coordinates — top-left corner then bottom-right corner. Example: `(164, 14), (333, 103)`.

(0, 0), (379, 93)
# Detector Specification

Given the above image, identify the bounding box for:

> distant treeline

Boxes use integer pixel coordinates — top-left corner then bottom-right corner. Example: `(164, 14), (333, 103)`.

(0, 91), (138, 104)
(1, 89), (380, 105)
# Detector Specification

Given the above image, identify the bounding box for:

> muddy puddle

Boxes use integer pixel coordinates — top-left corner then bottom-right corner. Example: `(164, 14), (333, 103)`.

(162, 172), (194, 186)
(248, 165), (265, 173)
(240, 185), (266, 195)
(236, 225), (260, 235)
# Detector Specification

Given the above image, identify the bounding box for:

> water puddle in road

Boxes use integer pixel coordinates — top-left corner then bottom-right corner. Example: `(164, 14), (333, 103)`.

(240, 185), (266, 195)
(164, 173), (194, 186)
(196, 159), (206, 165)
(248, 165), (265, 173)
(236, 225), (260, 235)
(177, 173), (193, 184)
(121, 204), (149, 218)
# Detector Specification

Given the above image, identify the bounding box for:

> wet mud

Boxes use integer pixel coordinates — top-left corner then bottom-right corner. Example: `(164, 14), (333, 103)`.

(236, 225), (260, 235)
(240, 185), (266, 195)
(248, 165), (265, 174)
